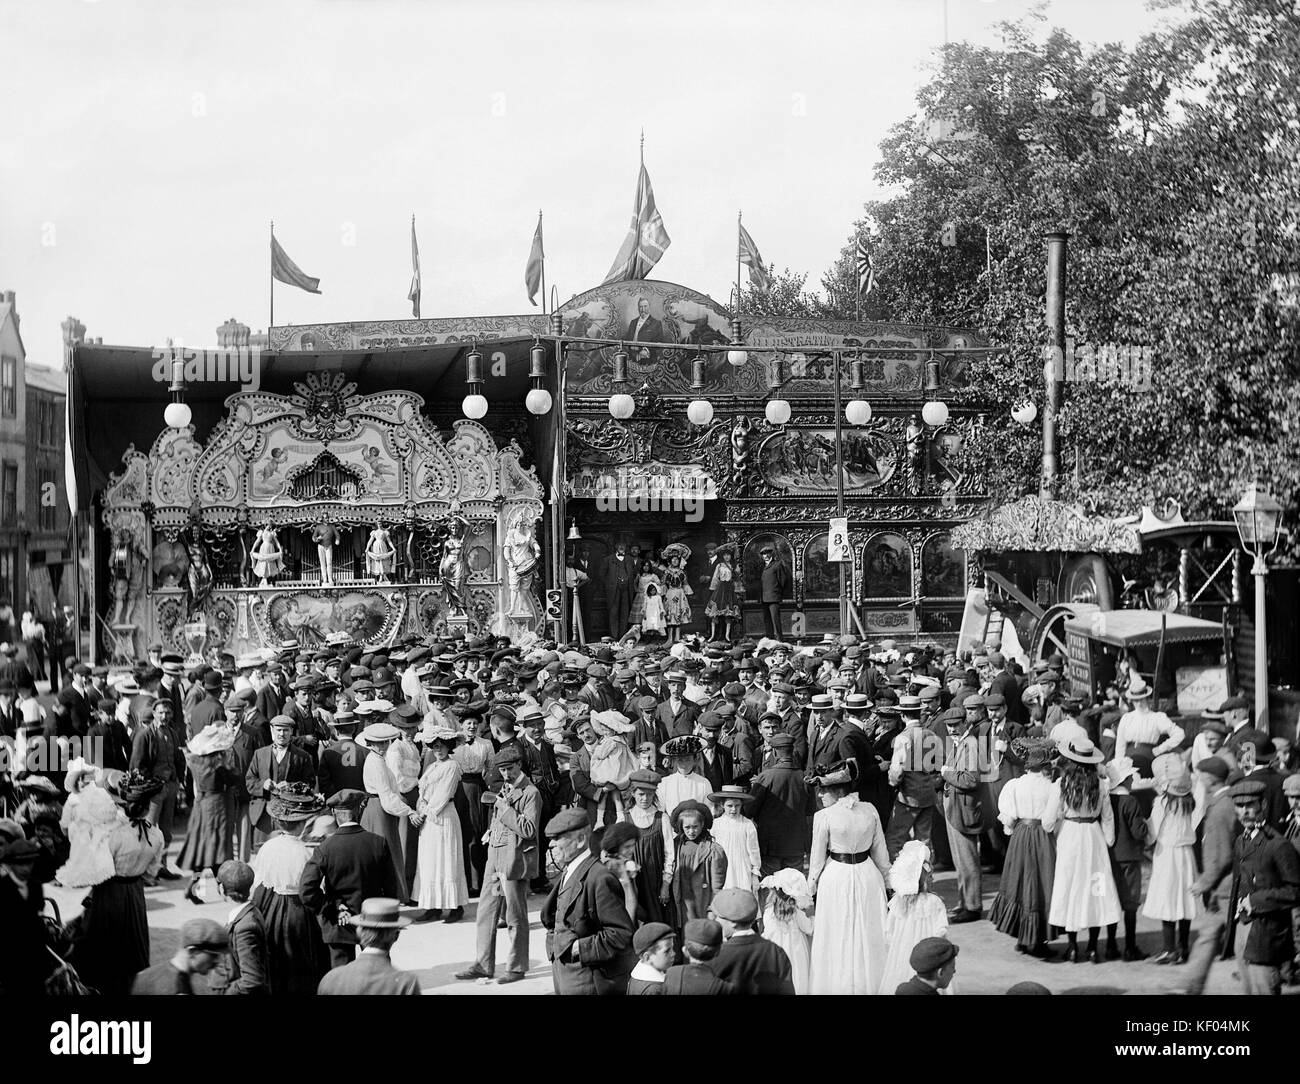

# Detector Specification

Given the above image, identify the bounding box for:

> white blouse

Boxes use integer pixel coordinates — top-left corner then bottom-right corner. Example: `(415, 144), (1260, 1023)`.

(997, 773), (1055, 833)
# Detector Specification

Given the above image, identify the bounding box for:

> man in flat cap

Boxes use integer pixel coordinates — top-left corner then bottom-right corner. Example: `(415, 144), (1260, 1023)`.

(709, 887), (794, 995)
(301, 789), (401, 968)
(456, 746), (540, 985)
(539, 806), (636, 995)
(1225, 778), (1300, 993)
(1230, 730), (1292, 831)
(1192, 756), (1240, 912)
(894, 937), (958, 995)
(748, 733), (810, 875)
(245, 715), (316, 840)
(131, 918), (229, 994)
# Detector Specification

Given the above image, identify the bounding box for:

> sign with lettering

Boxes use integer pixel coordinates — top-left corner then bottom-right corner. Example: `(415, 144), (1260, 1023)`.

(1066, 630), (1093, 698)
(1176, 665), (1227, 714)
(827, 517), (850, 562)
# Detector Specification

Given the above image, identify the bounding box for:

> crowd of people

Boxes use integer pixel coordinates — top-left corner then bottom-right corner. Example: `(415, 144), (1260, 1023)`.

(1, 628), (1297, 996)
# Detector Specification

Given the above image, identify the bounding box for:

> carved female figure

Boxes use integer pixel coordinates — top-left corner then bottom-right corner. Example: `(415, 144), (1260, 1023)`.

(185, 523), (214, 617)
(438, 502), (471, 617)
(365, 524), (397, 585)
(250, 525), (284, 588)
(502, 509), (540, 618)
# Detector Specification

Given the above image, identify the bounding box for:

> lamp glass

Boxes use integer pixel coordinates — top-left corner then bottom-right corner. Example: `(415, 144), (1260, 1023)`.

(525, 388), (553, 415)
(461, 393), (489, 420)
(608, 393), (635, 420)
(1233, 483), (1282, 549)
(921, 400), (949, 427)
(164, 401), (192, 429)
(845, 399), (872, 426)
(726, 347), (748, 366)
(686, 399), (714, 426)
(1011, 401), (1038, 426)
(765, 399), (792, 426)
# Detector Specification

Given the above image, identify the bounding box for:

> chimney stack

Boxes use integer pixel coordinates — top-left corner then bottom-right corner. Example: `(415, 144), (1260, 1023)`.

(217, 317), (251, 348)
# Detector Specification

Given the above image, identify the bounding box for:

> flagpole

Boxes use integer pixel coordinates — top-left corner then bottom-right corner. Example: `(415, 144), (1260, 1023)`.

(736, 211), (743, 317)
(270, 220), (275, 329)
(539, 210), (546, 315)
(856, 233), (861, 325)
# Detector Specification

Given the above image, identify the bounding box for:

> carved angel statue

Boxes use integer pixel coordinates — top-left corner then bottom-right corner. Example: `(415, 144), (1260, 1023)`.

(365, 524), (397, 585)
(437, 501), (471, 617)
(502, 508), (541, 618)
(250, 525), (284, 589)
(185, 523), (214, 617)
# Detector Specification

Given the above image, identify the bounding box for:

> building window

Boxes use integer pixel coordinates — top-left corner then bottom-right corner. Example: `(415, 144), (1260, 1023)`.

(0, 548), (14, 604)
(39, 397), (58, 447)
(38, 467), (57, 531)
(0, 357), (15, 419)
(1, 462), (16, 526)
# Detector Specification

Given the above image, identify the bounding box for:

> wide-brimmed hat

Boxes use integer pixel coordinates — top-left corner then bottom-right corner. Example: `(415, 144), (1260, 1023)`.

(62, 757), (98, 793)
(708, 784), (754, 805)
(759, 867), (811, 908)
(111, 770), (165, 806)
(660, 734), (703, 759)
(267, 783), (326, 822)
(670, 799), (713, 832)
(1126, 675), (1153, 700)
(359, 721), (401, 746)
(889, 840), (931, 895)
(815, 758), (859, 788)
(350, 897), (411, 929)
(1057, 735), (1104, 764)
(419, 725), (462, 747)
(189, 723), (236, 757)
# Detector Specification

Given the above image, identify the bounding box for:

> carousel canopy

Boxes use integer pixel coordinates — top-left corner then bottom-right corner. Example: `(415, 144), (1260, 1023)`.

(1064, 609), (1224, 650)
(68, 336), (550, 499)
(949, 495), (1142, 554)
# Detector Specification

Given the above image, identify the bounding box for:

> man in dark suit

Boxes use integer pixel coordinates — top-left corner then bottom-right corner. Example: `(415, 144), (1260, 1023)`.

(244, 715), (316, 838)
(804, 695), (854, 803)
(709, 887), (795, 994)
(301, 790), (401, 969)
(748, 733), (809, 874)
(1226, 778), (1300, 994)
(758, 546), (790, 639)
(655, 672), (700, 738)
(1229, 731), (1293, 832)
(539, 807), (636, 995)
(225, 692), (265, 863)
(0, 678), (17, 741)
(129, 699), (183, 879)
(985, 651), (1026, 726)
(87, 705), (132, 773)
(696, 716), (733, 790)
(317, 710), (366, 798)
(55, 667), (94, 738)
(894, 937), (958, 995)
(603, 543), (634, 638)
(187, 671), (227, 738)
(625, 296), (664, 362)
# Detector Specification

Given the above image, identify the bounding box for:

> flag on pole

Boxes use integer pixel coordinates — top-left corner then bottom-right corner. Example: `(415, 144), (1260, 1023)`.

(855, 233), (875, 297)
(271, 235), (322, 294)
(602, 162), (671, 284)
(738, 221), (770, 291)
(525, 212), (544, 306)
(408, 216), (421, 318)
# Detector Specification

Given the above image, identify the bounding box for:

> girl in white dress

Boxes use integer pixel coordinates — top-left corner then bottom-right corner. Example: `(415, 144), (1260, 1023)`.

(709, 786), (761, 892)
(760, 867), (813, 995)
(641, 583), (666, 636)
(629, 560), (660, 627)
(807, 761), (891, 995)
(878, 840), (952, 995)
(57, 761), (120, 889)
(1042, 736), (1121, 963)
(1141, 760), (1203, 964)
(415, 728), (468, 921)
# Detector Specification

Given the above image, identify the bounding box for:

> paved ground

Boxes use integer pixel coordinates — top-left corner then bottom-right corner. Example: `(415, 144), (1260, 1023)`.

(45, 819), (1286, 995)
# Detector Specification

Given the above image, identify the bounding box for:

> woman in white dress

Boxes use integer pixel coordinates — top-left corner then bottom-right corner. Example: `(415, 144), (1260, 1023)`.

(415, 727), (468, 922)
(1042, 735), (1121, 963)
(1141, 760), (1203, 964)
(807, 760), (891, 995)
(878, 840), (952, 995)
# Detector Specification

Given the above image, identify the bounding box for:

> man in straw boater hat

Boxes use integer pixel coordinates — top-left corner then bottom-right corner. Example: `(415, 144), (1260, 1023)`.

(539, 806), (636, 995)
(455, 744), (541, 985)
(302, 789), (402, 968)
(317, 898), (421, 995)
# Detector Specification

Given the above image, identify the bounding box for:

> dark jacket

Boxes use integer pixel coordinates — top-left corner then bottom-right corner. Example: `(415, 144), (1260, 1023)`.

(317, 738), (367, 798)
(214, 903), (268, 995)
(299, 823), (399, 945)
(711, 932), (795, 995)
(759, 560), (791, 603)
(894, 975), (941, 995)
(655, 697), (700, 739)
(1231, 825), (1300, 966)
(697, 743), (733, 791)
(129, 722), (179, 782)
(748, 761), (810, 858)
(187, 695), (227, 739)
(0, 876), (54, 997)
(87, 716), (132, 773)
(245, 744), (316, 833)
(663, 962), (733, 994)
(1193, 786), (1239, 903)
(540, 854), (636, 995)
(1109, 791), (1149, 864)
(130, 962), (193, 995)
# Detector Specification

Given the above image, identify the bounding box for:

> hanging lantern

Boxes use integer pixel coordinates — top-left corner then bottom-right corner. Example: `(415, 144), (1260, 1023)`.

(465, 344), (484, 385)
(690, 356), (707, 391)
(608, 393), (635, 420)
(921, 400), (949, 427)
(525, 388), (553, 415)
(529, 340), (547, 379)
(1011, 401), (1038, 426)
(765, 399), (792, 426)
(726, 316), (748, 366)
(849, 359), (865, 390)
(164, 401), (192, 429)
(611, 346), (629, 385)
(845, 399), (872, 426)
(462, 393), (489, 420)
(686, 399), (714, 426)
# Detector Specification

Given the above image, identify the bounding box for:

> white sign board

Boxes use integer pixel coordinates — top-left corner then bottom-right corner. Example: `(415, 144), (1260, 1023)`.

(1176, 665), (1228, 714)
(827, 517), (850, 562)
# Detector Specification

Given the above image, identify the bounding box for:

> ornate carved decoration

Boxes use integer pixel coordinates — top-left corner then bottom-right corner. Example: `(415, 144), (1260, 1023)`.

(950, 495), (1142, 554)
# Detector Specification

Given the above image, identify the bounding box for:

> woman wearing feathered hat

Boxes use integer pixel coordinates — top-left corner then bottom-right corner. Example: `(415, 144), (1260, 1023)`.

(69, 771), (166, 997)
(987, 737), (1058, 958)
(1041, 736), (1121, 963)
(413, 726), (468, 923)
(807, 759), (891, 995)
(250, 783), (331, 994)
(177, 723), (240, 905)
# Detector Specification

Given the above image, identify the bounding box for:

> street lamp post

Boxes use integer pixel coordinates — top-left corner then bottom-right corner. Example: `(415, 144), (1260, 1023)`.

(1232, 481), (1283, 731)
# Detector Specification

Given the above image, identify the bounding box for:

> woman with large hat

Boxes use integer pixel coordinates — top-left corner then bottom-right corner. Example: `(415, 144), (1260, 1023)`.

(177, 723), (239, 905)
(250, 783), (331, 994)
(414, 726), (468, 923)
(357, 718), (419, 903)
(626, 769), (675, 925)
(807, 759), (891, 995)
(1042, 735), (1121, 963)
(987, 738), (1058, 957)
(69, 771), (166, 997)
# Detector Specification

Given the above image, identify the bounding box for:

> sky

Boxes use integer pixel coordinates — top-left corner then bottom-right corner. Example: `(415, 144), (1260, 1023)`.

(0, 0), (1176, 367)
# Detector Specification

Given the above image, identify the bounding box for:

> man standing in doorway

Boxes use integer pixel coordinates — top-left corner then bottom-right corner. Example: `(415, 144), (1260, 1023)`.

(758, 546), (790, 640)
(604, 542), (634, 639)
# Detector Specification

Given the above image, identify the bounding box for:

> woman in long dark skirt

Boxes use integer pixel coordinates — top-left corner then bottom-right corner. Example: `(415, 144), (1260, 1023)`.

(71, 772), (166, 996)
(626, 770), (674, 925)
(178, 725), (238, 904)
(449, 711), (492, 896)
(250, 787), (330, 995)
(988, 741), (1058, 958)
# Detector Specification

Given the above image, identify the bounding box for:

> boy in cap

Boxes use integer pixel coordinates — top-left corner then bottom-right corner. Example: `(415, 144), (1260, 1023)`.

(709, 886), (795, 994)
(627, 921), (675, 994)
(663, 918), (734, 994)
(893, 936), (958, 995)
(131, 918), (229, 994)
(317, 898), (421, 996)
(209, 859), (268, 995)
